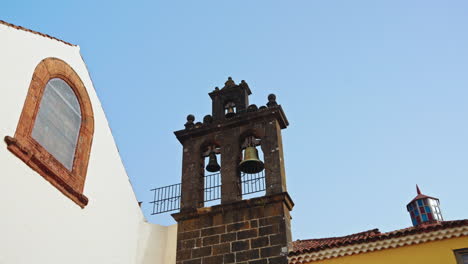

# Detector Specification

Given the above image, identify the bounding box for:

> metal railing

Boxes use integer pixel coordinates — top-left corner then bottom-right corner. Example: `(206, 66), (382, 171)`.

(150, 170), (266, 215)
(239, 170), (266, 196)
(204, 172), (222, 202)
(149, 183), (181, 214)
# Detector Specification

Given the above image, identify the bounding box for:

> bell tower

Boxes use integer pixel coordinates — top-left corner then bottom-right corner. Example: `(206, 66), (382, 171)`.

(172, 77), (293, 264)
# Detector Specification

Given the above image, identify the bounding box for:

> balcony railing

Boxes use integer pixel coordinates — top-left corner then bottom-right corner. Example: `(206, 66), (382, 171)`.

(149, 183), (181, 214)
(150, 170), (266, 215)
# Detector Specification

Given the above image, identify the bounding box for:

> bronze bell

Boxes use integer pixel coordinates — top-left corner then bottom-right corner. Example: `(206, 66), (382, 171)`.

(225, 106), (236, 118)
(239, 146), (264, 174)
(206, 152), (221, 172)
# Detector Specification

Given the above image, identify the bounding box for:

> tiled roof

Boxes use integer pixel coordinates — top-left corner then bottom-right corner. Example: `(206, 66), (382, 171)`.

(0, 20), (76, 47)
(290, 219), (468, 256)
(408, 193), (438, 204)
(291, 229), (381, 253)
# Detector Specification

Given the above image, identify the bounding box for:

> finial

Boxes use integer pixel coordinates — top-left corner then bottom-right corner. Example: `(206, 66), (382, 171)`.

(267, 93), (278, 107)
(416, 184), (422, 195)
(185, 114), (195, 129)
(239, 80), (249, 89)
(224, 77), (236, 88)
(203, 115), (213, 124)
(247, 104), (258, 112)
(187, 114), (195, 122)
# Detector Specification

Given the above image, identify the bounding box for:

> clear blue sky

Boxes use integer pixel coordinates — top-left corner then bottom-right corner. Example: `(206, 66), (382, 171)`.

(3, 0), (468, 239)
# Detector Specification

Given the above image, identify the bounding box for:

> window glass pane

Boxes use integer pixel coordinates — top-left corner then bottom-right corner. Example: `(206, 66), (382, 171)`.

(461, 254), (468, 264)
(422, 214), (428, 221)
(32, 78), (81, 170)
(428, 213), (433, 220)
(417, 200), (423, 206)
(425, 206), (431, 213)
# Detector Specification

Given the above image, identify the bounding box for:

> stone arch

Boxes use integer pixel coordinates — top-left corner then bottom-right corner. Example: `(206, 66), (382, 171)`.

(5, 57), (94, 207)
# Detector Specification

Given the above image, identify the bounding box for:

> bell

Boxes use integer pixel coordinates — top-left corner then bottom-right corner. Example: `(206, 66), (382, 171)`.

(205, 152), (221, 172)
(239, 146), (264, 174)
(225, 106), (236, 118)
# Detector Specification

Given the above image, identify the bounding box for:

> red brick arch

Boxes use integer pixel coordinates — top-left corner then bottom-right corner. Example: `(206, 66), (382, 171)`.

(5, 57), (94, 208)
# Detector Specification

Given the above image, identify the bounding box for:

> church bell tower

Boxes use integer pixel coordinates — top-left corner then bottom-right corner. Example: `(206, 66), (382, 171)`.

(172, 77), (293, 264)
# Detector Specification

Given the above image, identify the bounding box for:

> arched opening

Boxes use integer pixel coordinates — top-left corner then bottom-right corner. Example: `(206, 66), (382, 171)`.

(224, 101), (237, 118)
(202, 144), (222, 207)
(239, 135), (266, 200)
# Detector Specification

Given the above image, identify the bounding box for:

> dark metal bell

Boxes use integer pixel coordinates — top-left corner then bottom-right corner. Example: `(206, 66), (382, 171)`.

(225, 106), (236, 118)
(206, 152), (221, 172)
(239, 146), (264, 174)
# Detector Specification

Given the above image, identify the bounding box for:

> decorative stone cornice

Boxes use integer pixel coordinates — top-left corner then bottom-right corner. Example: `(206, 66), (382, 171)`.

(174, 105), (289, 144)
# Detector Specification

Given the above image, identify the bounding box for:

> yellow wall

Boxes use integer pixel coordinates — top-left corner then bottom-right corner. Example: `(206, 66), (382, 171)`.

(309, 236), (468, 264)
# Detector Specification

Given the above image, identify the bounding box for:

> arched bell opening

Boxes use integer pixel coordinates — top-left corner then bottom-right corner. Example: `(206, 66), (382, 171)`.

(224, 101), (237, 118)
(239, 136), (264, 174)
(202, 144), (222, 207)
(239, 135), (266, 200)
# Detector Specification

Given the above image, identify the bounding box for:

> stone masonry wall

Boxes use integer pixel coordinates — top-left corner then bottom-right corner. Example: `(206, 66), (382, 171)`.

(172, 193), (293, 264)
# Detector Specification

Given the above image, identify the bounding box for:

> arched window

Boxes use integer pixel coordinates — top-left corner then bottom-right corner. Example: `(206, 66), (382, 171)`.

(32, 78), (82, 170)
(4, 58), (94, 208)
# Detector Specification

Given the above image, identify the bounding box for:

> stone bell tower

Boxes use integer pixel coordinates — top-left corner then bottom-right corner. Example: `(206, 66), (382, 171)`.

(172, 77), (293, 264)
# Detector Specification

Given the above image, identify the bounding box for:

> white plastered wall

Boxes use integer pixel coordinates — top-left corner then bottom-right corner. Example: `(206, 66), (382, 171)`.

(0, 24), (176, 264)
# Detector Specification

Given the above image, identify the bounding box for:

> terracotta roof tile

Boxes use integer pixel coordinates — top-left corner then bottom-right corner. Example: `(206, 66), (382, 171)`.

(289, 219), (468, 256)
(0, 20), (76, 47)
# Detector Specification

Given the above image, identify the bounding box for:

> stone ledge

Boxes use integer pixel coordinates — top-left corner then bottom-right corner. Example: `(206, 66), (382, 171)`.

(172, 192), (294, 222)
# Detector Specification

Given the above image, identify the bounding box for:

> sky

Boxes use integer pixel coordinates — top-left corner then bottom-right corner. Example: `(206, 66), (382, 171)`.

(2, 0), (468, 239)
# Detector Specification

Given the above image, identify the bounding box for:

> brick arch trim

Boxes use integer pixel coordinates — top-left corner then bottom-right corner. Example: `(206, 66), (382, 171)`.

(4, 57), (94, 208)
